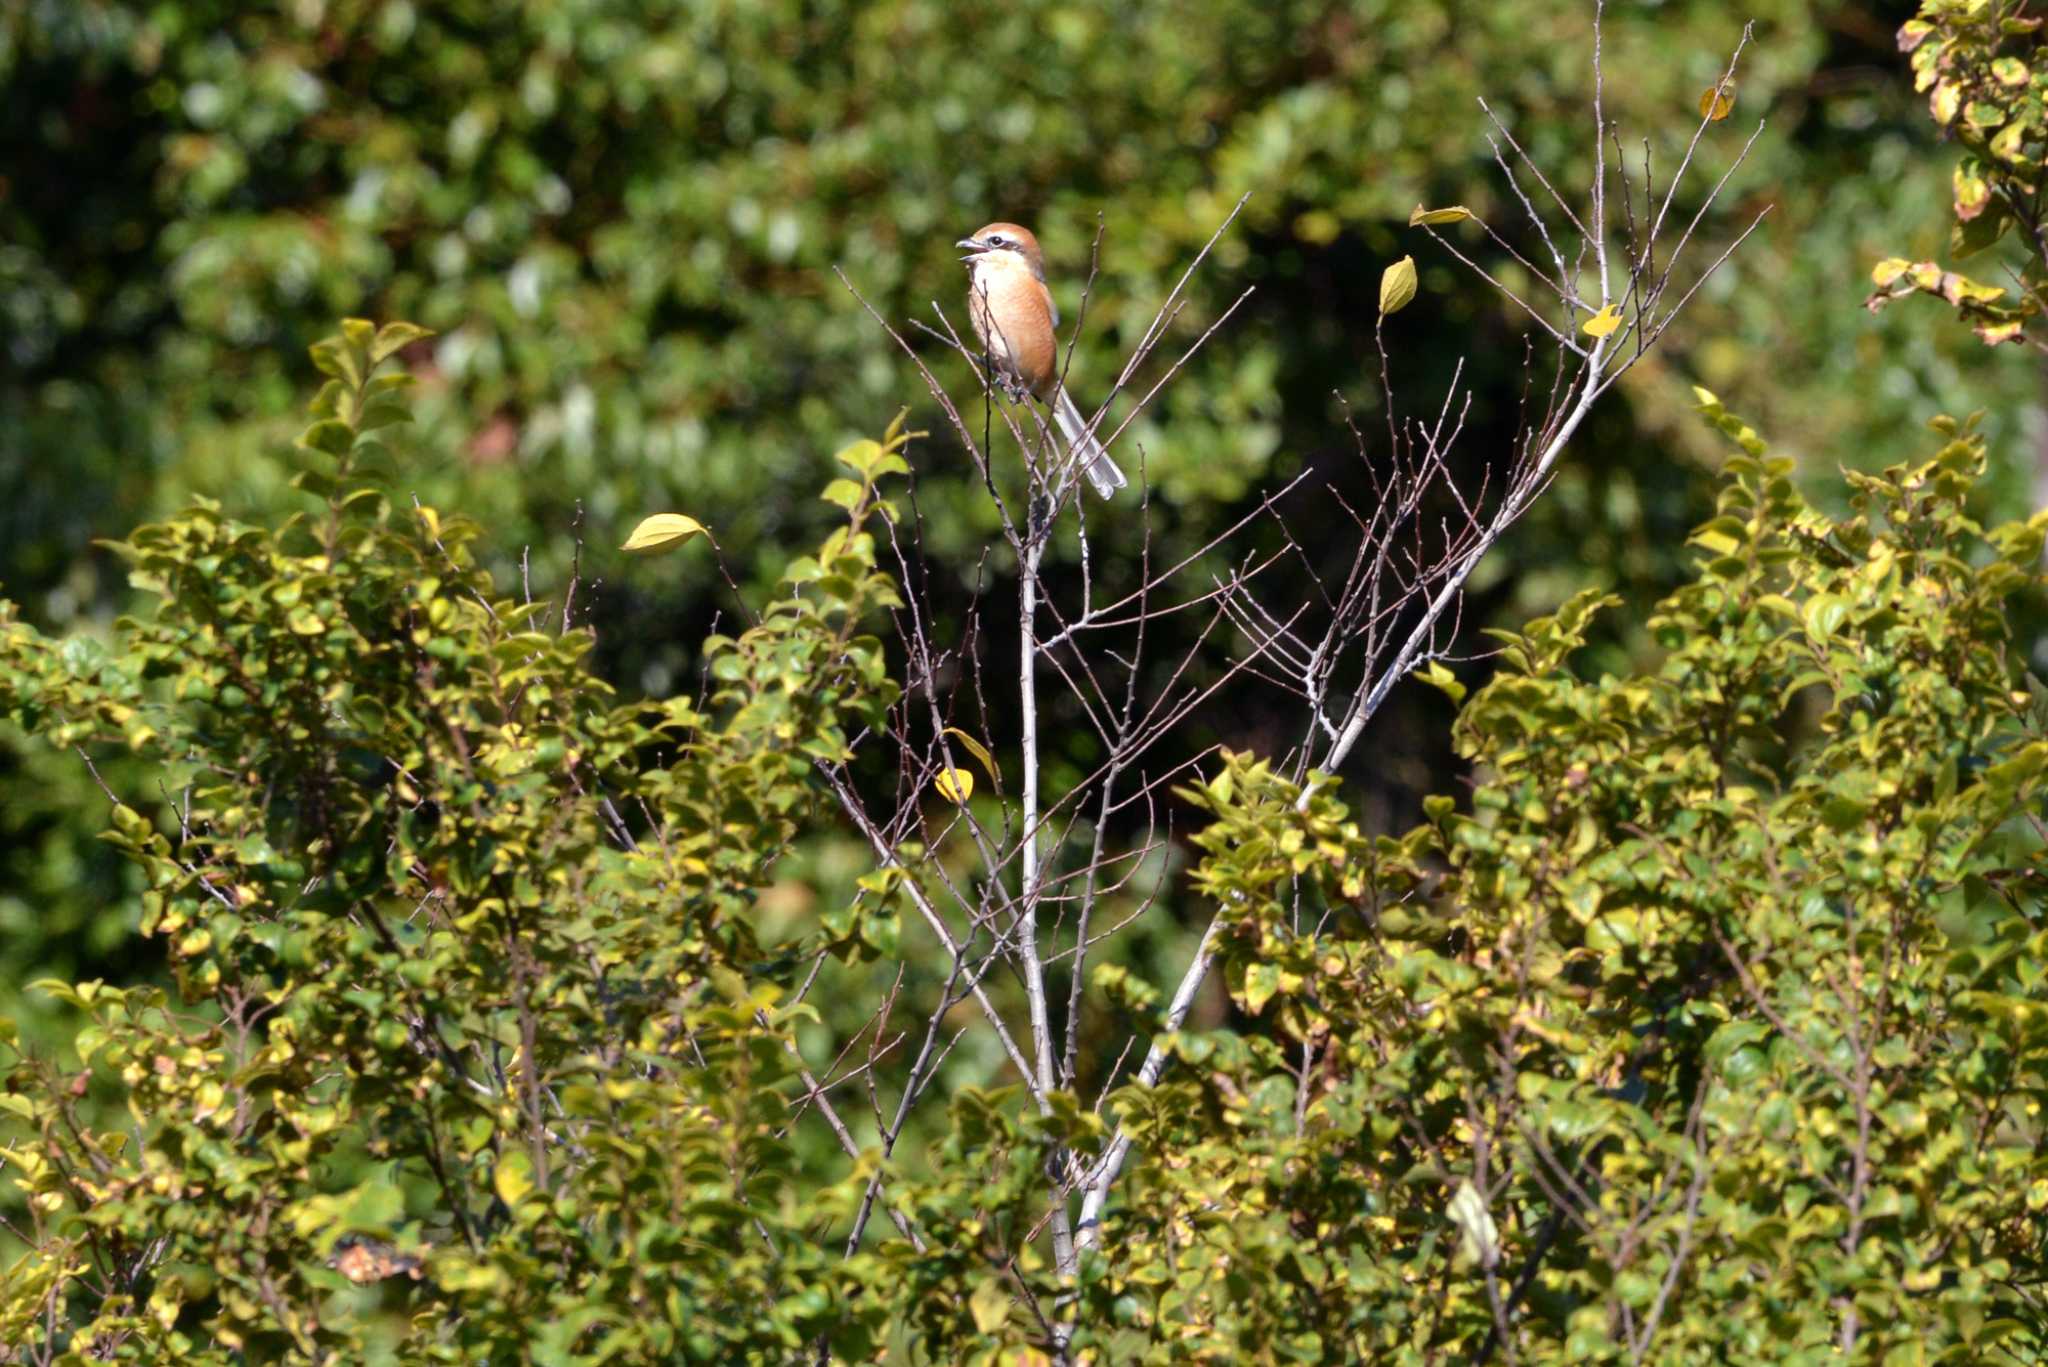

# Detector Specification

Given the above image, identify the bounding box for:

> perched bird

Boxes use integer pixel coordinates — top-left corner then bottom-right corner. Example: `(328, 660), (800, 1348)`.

(956, 222), (1127, 499)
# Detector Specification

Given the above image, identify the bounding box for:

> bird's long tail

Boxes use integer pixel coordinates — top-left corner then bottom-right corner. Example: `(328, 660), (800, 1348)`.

(1051, 386), (1127, 499)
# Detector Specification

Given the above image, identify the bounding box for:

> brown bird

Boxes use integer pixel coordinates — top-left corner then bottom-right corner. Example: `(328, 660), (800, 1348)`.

(956, 222), (1127, 499)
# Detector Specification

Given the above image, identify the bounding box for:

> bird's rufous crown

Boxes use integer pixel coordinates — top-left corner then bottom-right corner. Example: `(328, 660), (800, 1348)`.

(957, 222), (1045, 279)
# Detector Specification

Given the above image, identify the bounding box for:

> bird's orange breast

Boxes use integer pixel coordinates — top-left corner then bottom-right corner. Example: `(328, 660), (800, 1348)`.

(967, 257), (1057, 396)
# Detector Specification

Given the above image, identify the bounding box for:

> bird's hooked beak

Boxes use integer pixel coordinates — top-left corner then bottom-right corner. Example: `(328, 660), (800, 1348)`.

(956, 236), (990, 261)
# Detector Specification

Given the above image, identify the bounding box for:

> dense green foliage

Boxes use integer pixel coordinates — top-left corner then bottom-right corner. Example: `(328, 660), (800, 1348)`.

(2, 326), (916, 1360)
(7, 1), (2046, 1052)
(5, 326), (2048, 1359)
(1105, 400), (2048, 1359)
(7, 0), (2030, 617)
(11, 2), (2048, 1361)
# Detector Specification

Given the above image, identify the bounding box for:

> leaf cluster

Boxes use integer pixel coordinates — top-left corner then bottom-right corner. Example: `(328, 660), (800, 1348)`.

(1083, 397), (2048, 1360)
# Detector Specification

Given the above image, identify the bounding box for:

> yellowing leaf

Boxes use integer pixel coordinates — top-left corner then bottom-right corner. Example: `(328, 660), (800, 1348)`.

(1379, 255), (1418, 317)
(1409, 204), (1472, 227)
(944, 727), (1001, 786)
(1932, 79), (1960, 126)
(621, 513), (708, 553)
(370, 321), (434, 365)
(1698, 80), (1735, 122)
(1447, 1179), (1499, 1267)
(1954, 160), (1993, 221)
(968, 1277), (1012, 1334)
(835, 438), (883, 474)
(1582, 304), (1624, 339)
(1415, 659), (1466, 704)
(493, 1152), (535, 1208)
(1242, 962), (1281, 1014)
(934, 767), (974, 804)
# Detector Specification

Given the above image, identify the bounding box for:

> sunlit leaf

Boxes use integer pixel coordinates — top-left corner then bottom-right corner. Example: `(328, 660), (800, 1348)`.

(1582, 304), (1624, 338)
(1414, 659), (1466, 704)
(1379, 255), (1417, 317)
(493, 1152), (534, 1208)
(1241, 961), (1280, 1014)
(621, 513), (708, 553)
(835, 439), (883, 474)
(1447, 1180), (1498, 1267)
(1409, 204), (1472, 227)
(1803, 593), (1849, 644)
(934, 767), (974, 803)
(1697, 80), (1735, 121)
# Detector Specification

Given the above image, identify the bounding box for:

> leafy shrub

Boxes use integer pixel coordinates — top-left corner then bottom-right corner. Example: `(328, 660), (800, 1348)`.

(5, 317), (2048, 1360)
(1090, 397), (2048, 1360)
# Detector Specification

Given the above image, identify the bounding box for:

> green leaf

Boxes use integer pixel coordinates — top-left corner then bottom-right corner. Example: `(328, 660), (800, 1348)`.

(1802, 593), (1849, 644)
(1414, 660), (1466, 704)
(309, 337), (361, 388)
(298, 420), (357, 456)
(835, 439), (884, 474)
(820, 478), (865, 510)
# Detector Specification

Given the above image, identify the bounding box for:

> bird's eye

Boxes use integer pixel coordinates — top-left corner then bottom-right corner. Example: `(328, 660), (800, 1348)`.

(986, 234), (1008, 247)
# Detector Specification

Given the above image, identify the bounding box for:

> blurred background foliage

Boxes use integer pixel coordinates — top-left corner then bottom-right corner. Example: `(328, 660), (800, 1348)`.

(3, 0), (2043, 1043)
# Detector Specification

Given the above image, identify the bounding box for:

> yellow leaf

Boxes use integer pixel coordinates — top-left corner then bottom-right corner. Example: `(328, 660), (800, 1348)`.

(1409, 204), (1472, 227)
(621, 513), (708, 553)
(1379, 255), (1418, 317)
(934, 767), (974, 804)
(493, 1152), (534, 1207)
(1582, 304), (1623, 339)
(944, 727), (1001, 786)
(1698, 80), (1735, 122)
(969, 1277), (1012, 1334)
(1931, 79), (1960, 126)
